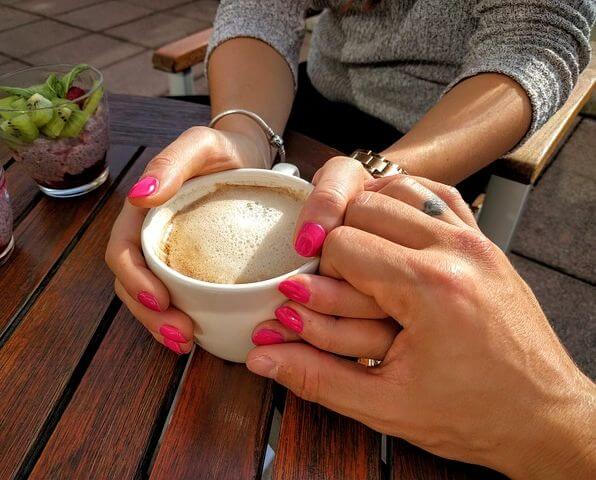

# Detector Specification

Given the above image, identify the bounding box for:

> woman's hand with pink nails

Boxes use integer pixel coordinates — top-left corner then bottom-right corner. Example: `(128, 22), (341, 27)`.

(293, 156), (371, 257)
(251, 301), (398, 359)
(251, 273), (395, 358)
(106, 126), (267, 350)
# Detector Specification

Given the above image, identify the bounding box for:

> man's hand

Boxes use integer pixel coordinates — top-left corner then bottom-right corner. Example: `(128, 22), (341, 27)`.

(248, 175), (595, 479)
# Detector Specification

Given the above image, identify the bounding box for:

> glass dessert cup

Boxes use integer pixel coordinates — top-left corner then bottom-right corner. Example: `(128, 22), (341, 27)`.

(0, 64), (110, 198)
(0, 166), (14, 265)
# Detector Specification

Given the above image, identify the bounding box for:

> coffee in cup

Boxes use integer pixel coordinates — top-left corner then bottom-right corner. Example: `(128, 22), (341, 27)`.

(162, 184), (308, 284)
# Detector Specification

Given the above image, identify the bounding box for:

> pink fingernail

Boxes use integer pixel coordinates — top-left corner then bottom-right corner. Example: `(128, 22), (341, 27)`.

(252, 329), (284, 346)
(163, 337), (184, 355)
(159, 324), (187, 343)
(137, 291), (161, 312)
(278, 280), (310, 303)
(294, 222), (326, 257)
(275, 306), (303, 333)
(128, 176), (159, 198)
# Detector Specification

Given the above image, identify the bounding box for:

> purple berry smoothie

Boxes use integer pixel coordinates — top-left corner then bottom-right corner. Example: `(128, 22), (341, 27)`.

(0, 167), (14, 261)
(10, 104), (109, 190)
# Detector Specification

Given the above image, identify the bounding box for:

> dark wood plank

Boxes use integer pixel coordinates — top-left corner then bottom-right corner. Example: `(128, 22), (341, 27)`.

(390, 438), (506, 480)
(149, 350), (274, 480)
(0, 144), (138, 336)
(109, 94), (211, 148)
(273, 393), (382, 480)
(0, 148), (155, 479)
(29, 305), (183, 480)
(108, 96), (343, 164)
(285, 130), (343, 180)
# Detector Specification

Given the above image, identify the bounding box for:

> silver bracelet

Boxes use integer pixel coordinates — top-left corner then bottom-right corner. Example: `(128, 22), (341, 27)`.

(208, 109), (286, 165)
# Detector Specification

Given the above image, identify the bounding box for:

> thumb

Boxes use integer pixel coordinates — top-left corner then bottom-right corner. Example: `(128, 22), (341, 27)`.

(293, 156), (369, 258)
(127, 127), (234, 207)
(246, 343), (381, 421)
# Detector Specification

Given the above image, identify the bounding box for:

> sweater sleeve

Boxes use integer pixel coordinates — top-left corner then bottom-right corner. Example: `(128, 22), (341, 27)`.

(206, 0), (311, 89)
(445, 0), (595, 144)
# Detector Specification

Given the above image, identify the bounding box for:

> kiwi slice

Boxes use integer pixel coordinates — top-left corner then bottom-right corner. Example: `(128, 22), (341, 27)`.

(53, 98), (80, 110)
(0, 127), (22, 149)
(83, 84), (103, 116)
(26, 93), (54, 127)
(60, 110), (89, 138)
(10, 97), (27, 113)
(41, 106), (71, 138)
(0, 96), (18, 121)
(1, 113), (39, 143)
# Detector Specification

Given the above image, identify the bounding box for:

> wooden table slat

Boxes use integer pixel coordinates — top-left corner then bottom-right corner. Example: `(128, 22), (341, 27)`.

(273, 393), (382, 480)
(389, 438), (506, 480)
(0, 144), (138, 337)
(0, 147), (151, 479)
(29, 304), (184, 480)
(109, 94), (211, 149)
(149, 350), (274, 480)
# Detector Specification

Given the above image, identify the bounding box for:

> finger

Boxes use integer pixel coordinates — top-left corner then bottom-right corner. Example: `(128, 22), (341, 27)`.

(251, 310), (396, 360)
(377, 176), (465, 227)
(127, 127), (234, 207)
(320, 226), (419, 323)
(366, 175), (478, 228)
(246, 343), (384, 425)
(105, 202), (170, 312)
(293, 156), (370, 257)
(278, 274), (385, 318)
(114, 279), (194, 355)
(274, 302), (398, 359)
(344, 191), (451, 249)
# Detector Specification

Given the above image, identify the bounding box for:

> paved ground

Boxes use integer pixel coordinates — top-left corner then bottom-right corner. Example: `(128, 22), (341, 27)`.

(0, 1), (594, 379)
(0, 0), (217, 95)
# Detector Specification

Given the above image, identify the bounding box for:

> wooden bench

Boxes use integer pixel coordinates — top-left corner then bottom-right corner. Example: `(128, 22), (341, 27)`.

(153, 30), (595, 251)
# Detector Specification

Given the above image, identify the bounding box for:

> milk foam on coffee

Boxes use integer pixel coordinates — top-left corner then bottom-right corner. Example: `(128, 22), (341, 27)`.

(163, 184), (308, 284)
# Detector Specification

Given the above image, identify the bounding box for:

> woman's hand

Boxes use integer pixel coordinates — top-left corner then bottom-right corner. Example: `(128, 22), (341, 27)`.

(248, 176), (595, 479)
(106, 126), (269, 354)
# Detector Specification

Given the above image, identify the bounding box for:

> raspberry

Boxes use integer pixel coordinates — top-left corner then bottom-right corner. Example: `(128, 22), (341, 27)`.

(66, 86), (86, 101)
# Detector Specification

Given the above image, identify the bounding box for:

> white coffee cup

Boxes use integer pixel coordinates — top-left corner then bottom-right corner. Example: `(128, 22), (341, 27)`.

(141, 167), (319, 362)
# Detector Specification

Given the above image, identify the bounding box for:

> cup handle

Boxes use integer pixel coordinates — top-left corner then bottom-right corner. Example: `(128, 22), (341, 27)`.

(272, 163), (300, 178)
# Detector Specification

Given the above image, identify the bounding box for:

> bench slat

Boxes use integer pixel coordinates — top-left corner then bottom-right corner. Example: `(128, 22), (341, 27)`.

(153, 28), (213, 74)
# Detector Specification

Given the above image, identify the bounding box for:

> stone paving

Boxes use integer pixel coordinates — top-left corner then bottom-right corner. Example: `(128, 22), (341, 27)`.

(0, 0), (217, 95)
(0, 1), (594, 379)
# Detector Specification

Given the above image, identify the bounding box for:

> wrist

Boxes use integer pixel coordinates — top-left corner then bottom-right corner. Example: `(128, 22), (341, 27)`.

(500, 377), (595, 480)
(211, 115), (273, 168)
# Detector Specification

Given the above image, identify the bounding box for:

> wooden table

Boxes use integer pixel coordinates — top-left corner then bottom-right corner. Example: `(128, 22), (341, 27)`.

(0, 94), (505, 479)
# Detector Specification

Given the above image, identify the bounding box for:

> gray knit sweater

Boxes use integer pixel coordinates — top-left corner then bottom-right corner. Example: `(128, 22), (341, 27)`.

(208, 1), (594, 141)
